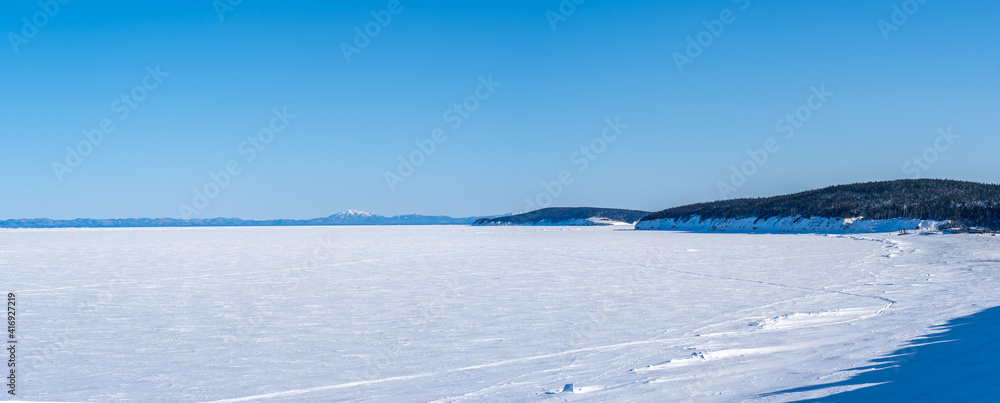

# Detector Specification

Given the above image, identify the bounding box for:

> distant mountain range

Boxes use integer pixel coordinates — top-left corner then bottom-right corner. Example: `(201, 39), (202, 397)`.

(7, 179), (1000, 232)
(638, 179), (1000, 232)
(473, 207), (650, 226)
(0, 210), (490, 229)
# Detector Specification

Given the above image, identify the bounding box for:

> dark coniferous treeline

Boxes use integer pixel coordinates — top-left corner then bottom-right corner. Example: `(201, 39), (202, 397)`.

(475, 207), (650, 225)
(641, 179), (1000, 230)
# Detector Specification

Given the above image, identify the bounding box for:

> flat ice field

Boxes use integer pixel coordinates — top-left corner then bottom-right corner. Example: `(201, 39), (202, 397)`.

(2, 226), (999, 402)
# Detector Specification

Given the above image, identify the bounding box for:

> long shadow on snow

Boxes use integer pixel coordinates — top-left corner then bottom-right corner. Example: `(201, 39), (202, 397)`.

(761, 305), (1000, 402)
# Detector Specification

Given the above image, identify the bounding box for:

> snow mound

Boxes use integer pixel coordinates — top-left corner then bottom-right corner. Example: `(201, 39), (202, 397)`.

(751, 308), (883, 330)
(635, 346), (796, 372)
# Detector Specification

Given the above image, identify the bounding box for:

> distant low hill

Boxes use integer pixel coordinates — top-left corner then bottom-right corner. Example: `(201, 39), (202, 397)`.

(0, 210), (489, 229)
(474, 207), (651, 226)
(638, 179), (1000, 232)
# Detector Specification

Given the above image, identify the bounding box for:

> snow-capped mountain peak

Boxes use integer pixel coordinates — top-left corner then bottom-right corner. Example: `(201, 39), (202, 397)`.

(333, 209), (375, 217)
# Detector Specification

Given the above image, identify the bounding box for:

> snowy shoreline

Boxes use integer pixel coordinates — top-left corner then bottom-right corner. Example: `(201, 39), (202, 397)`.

(473, 217), (636, 227)
(636, 215), (945, 234)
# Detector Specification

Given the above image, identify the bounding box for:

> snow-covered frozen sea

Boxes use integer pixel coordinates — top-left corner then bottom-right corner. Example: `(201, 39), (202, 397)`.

(2, 226), (998, 402)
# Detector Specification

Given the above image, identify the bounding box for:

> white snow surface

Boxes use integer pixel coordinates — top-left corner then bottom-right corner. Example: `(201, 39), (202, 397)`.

(2, 226), (999, 402)
(637, 215), (945, 234)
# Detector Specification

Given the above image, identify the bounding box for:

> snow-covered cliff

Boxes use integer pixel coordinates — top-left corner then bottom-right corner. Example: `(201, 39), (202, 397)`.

(635, 215), (944, 234)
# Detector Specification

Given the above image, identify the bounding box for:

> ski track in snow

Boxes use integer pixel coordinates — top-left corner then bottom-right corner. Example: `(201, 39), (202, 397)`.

(209, 335), (703, 402)
(1, 226), (998, 402)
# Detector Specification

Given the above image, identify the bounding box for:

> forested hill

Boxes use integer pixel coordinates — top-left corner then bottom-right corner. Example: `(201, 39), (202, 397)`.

(474, 207), (651, 226)
(640, 179), (1000, 230)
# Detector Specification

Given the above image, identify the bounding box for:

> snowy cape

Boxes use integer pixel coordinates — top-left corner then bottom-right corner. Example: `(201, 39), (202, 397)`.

(475, 217), (634, 226)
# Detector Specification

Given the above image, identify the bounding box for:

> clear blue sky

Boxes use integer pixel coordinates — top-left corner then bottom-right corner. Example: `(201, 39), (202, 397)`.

(1, 0), (998, 219)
